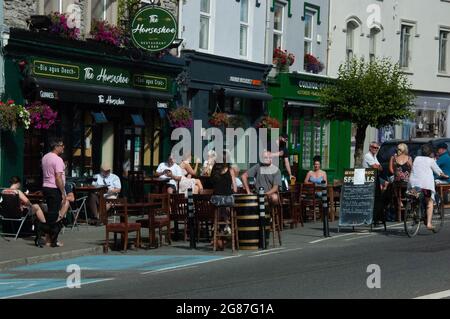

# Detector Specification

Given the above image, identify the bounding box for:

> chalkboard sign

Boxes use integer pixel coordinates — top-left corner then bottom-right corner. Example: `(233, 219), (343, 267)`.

(339, 168), (377, 227)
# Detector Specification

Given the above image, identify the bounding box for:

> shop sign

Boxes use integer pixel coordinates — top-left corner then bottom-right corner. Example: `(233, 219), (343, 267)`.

(98, 95), (125, 106)
(32, 59), (170, 91)
(131, 6), (178, 52)
(133, 74), (167, 90)
(39, 90), (59, 100)
(297, 80), (328, 97)
(229, 76), (262, 86)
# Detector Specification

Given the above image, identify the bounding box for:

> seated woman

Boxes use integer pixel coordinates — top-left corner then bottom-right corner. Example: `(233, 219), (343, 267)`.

(304, 159), (328, 186)
(2, 176), (46, 223)
(179, 153), (204, 196)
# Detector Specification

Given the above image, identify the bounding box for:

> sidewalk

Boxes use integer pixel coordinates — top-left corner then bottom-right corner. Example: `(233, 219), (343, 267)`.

(0, 219), (361, 271)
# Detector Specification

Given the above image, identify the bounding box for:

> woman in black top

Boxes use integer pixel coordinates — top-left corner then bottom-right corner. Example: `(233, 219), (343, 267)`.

(211, 152), (237, 195)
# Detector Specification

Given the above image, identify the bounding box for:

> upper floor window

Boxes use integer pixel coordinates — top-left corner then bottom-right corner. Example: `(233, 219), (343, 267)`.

(439, 29), (450, 73)
(44, 0), (74, 14)
(92, 0), (113, 22)
(240, 0), (250, 58)
(369, 28), (379, 62)
(400, 24), (413, 69)
(304, 10), (314, 56)
(199, 0), (211, 50)
(273, 2), (284, 51)
(346, 21), (358, 61)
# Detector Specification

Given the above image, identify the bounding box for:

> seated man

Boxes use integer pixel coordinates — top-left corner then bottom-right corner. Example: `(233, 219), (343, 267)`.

(2, 176), (46, 223)
(241, 151), (282, 204)
(155, 155), (183, 194)
(88, 163), (121, 224)
(435, 143), (450, 184)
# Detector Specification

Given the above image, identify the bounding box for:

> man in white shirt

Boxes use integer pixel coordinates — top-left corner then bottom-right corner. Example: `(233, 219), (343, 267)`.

(88, 163), (122, 223)
(363, 141), (382, 169)
(156, 155), (183, 194)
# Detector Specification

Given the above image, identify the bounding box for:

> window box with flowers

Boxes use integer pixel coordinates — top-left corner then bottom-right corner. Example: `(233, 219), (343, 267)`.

(273, 48), (295, 73)
(25, 101), (58, 130)
(49, 12), (81, 40)
(304, 54), (325, 74)
(89, 19), (128, 48)
(0, 100), (31, 132)
(168, 106), (193, 129)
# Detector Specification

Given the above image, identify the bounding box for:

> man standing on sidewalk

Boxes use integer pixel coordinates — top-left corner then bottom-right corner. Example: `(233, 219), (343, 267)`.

(41, 137), (66, 227)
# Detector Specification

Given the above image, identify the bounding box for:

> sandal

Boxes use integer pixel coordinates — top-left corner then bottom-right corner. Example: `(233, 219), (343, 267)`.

(426, 226), (436, 233)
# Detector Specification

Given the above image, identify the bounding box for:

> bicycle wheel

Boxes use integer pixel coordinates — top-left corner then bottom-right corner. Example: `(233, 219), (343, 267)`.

(431, 199), (444, 233)
(404, 200), (421, 237)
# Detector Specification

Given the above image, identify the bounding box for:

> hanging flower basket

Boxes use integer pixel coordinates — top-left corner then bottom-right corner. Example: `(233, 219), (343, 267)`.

(49, 12), (81, 40)
(273, 48), (295, 72)
(168, 106), (193, 128)
(304, 54), (325, 74)
(0, 100), (31, 132)
(209, 112), (230, 127)
(25, 101), (58, 130)
(255, 116), (280, 129)
(89, 19), (128, 47)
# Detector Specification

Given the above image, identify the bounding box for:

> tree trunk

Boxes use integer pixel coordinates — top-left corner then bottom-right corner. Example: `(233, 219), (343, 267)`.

(354, 125), (368, 167)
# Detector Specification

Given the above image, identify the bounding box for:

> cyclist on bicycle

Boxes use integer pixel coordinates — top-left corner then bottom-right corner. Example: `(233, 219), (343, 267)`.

(409, 144), (449, 231)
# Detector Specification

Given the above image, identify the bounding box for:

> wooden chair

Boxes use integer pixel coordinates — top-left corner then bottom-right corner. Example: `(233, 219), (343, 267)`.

(137, 193), (171, 247)
(193, 194), (215, 242)
(280, 188), (303, 228)
(392, 181), (407, 221)
(300, 183), (322, 222)
(266, 195), (282, 248)
(212, 206), (238, 253)
(104, 198), (141, 252)
(169, 193), (188, 241)
(128, 171), (145, 203)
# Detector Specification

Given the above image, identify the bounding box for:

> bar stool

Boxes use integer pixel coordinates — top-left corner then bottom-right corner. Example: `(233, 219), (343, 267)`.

(267, 196), (282, 248)
(213, 206), (238, 253)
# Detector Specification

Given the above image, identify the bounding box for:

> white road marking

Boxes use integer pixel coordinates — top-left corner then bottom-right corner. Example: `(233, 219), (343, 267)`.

(250, 247), (284, 255)
(144, 265), (198, 274)
(249, 248), (303, 258)
(414, 289), (450, 299)
(140, 255), (241, 275)
(1, 278), (114, 299)
(309, 233), (355, 243)
(344, 234), (376, 241)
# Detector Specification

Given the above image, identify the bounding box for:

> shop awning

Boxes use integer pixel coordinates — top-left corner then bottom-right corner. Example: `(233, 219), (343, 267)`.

(26, 77), (174, 108)
(213, 85), (272, 101)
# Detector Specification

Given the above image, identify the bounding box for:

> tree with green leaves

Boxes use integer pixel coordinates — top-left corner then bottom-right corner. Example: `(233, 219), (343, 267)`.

(319, 58), (415, 167)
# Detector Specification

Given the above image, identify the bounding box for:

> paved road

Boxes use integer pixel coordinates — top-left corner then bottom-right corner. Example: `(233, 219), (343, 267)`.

(1, 218), (450, 299)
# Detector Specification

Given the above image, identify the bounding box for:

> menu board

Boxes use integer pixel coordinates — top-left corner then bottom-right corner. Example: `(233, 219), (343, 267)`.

(339, 169), (377, 227)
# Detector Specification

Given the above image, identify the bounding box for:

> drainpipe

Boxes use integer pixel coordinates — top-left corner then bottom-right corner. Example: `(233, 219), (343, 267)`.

(0, 0), (5, 98)
(264, 0), (271, 65)
(326, 0), (332, 76)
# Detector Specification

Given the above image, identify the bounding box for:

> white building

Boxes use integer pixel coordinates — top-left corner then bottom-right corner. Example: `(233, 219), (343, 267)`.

(328, 0), (450, 161)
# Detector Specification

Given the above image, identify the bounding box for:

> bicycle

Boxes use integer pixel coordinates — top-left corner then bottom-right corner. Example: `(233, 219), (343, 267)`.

(404, 188), (444, 237)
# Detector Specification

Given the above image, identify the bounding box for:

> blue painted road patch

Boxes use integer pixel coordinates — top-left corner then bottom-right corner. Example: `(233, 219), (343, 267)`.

(0, 278), (110, 299)
(13, 255), (225, 272)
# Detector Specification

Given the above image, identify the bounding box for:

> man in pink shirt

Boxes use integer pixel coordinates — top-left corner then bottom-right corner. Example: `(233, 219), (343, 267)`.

(41, 137), (66, 232)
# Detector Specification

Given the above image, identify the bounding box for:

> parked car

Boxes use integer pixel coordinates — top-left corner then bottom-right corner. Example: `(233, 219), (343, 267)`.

(377, 138), (450, 180)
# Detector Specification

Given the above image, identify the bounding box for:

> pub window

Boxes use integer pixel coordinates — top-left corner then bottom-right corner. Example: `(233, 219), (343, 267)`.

(439, 29), (450, 73)
(71, 110), (94, 177)
(91, 0), (114, 22)
(199, 0), (211, 51)
(240, 0), (250, 58)
(273, 2), (284, 51)
(44, 0), (75, 14)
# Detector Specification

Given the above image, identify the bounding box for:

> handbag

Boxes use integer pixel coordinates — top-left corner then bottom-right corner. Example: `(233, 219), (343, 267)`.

(210, 195), (235, 207)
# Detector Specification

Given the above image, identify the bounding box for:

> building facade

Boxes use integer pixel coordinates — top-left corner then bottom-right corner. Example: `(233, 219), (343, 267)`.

(328, 0), (450, 162)
(0, 0), (182, 188)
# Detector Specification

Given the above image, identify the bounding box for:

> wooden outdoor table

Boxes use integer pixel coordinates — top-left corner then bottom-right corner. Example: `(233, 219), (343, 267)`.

(27, 192), (44, 204)
(112, 202), (161, 248)
(74, 186), (108, 224)
(327, 182), (342, 222)
(437, 184), (450, 209)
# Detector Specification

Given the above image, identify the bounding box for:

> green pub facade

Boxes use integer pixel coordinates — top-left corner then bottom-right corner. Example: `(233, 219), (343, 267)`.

(268, 72), (351, 182)
(0, 28), (183, 189)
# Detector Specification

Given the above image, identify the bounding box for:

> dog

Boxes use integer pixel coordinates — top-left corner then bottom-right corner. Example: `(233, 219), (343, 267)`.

(34, 220), (63, 248)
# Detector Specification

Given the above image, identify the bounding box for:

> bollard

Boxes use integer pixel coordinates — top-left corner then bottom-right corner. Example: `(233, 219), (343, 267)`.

(187, 188), (196, 249)
(258, 187), (266, 250)
(318, 182), (331, 237)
